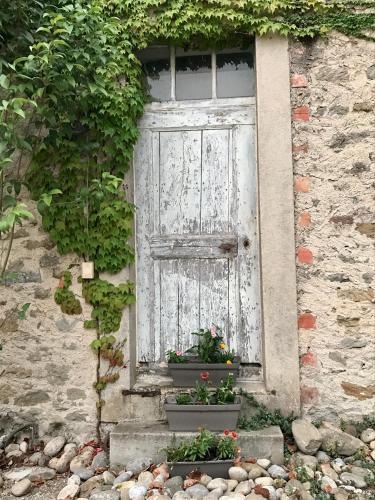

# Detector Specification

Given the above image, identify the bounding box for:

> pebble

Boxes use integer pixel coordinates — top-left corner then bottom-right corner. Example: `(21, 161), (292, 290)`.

(360, 428), (375, 443)
(53, 445), (78, 473)
(263, 485), (277, 500)
(234, 481), (252, 495)
(68, 474), (81, 485)
(267, 465), (288, 479)
(57, 482), (80, 499)
(207, 478), (227, 491)
(29, 451), (43, 465)
(80, 475), (103, 496)
(5, 443), (20, 453)
(254, 477), (273, 486)
(200, 474), (212, 486)
(206, 487), (224, 498)
(245, 465), (267, 480)
(4, 467), (33, 481)
(19, 441), (28, 453)
(73, 466), (95, 480)
(11, 478), (32, 497)
(331, 458), (346, 473)
(173, 492), (190, 500)
(369, 440), (375, 450)
(28, 466), (56, 481)
(70, 446), (95, 472)
(7, 450), (23, 458)
(114, 471), (134, 485)
(165, 476), (184, 496)
(185, 483), (209, 497)
(92, 451), (109, 470)
(103, 470), (116, 485)
(126, 457), (152, 475)
(128, 484), (148, 499)
(220, 495), (244, 500)
(44, 435), (66, 457)
(316, 451), (331, 463)
(320, 463), (339, 481)
(90, 491), (121, 500)
(321, 476), (337, 491)
(229, 467), (248, 482)
(340, 472), (367, 488)
(226, 479), (238, 492)
(256, 459), (271, 469)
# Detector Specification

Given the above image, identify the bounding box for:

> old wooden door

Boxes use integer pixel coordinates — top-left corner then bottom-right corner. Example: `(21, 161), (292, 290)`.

(134, 47), (261, 366)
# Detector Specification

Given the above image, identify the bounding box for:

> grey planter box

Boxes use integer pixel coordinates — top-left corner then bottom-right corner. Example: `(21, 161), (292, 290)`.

(167, 459), (233, 478)
(168, 358), (240, 387)
(165, 397), (242, 431)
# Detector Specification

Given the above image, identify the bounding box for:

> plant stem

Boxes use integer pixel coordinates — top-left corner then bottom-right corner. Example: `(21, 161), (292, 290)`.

(95, 320), (102, 445)
(1, 222), (15, 277)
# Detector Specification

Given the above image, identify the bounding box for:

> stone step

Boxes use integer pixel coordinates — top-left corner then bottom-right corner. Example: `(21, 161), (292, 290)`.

(110, 422), (284, 468)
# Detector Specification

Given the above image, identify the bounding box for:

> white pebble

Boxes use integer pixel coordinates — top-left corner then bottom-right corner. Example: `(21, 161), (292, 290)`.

(254, 477), (273, 486)
(256, 459), (271, 469)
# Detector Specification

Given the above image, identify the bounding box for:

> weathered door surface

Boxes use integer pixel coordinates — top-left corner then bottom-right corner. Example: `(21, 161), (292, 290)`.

(134, 98), (261, 365)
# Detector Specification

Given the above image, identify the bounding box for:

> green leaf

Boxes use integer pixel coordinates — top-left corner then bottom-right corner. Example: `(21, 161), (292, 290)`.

(0, 75), (9, 89)
(18, 303), (31, 320)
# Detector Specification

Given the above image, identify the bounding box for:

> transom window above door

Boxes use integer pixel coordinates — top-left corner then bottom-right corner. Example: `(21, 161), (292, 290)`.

(138, 45), (255, 102)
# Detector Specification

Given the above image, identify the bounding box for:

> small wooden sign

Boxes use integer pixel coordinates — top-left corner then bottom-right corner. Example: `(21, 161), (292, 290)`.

(81, 261), (94, 279)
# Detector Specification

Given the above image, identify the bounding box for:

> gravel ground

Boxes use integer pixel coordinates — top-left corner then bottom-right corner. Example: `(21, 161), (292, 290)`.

(0, 476), (67, 500)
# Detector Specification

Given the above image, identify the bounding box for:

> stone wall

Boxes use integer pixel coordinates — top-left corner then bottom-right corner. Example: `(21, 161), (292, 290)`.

(290, 32), (375, 421)
(0, 201), (97, 442)
(0, 32), (374, 443)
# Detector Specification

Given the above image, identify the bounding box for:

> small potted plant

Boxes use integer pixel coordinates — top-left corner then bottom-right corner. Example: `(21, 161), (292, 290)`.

(165, 372), (242, 431)
(166, 429), (238, 478)
(167, 325), (240, 386)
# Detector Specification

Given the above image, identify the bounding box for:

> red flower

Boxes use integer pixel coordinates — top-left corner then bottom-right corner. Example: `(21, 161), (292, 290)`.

(200, 371), (209, 381)
(223, 429), (230, 436)
(231, 431), (238, 439)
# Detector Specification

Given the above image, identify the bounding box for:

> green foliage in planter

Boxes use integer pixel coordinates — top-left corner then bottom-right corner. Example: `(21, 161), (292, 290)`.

(54, 271), (82, 315)
(186, 326), (235, 363)
(165, 429), (237, 462)
(176, 373), (236, 405)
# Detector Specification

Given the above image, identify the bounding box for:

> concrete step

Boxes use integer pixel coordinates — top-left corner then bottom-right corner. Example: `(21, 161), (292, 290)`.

(110, 422), (284, 468)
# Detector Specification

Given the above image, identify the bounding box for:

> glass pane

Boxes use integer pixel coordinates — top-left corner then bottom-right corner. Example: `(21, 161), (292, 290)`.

(217, 49), (255, 98)
(138, 47), (171, 102)
(176, 49), (212, 100)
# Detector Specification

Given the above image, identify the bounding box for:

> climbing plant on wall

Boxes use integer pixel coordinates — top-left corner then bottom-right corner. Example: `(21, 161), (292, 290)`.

(1, 0), (374, 441)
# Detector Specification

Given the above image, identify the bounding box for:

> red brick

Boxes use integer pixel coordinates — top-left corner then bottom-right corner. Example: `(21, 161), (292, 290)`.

(301, 351), (317, 367)
(297, 247), (313, 265)
(292, 143), (309, 154)
(291, 74), (308, 88)
(295, 177), (310, 193)
(292, 106), (310, 121)
(301, 385), (319, 404)
(298, 312), (316, 329)
(298, 212), (311, 227)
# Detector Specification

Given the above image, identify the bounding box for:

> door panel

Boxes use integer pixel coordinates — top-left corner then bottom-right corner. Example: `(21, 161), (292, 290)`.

(135, 101), (260, 364)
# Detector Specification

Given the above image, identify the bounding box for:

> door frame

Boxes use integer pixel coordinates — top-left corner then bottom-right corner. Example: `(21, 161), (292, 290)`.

(101, 36), (300, 420)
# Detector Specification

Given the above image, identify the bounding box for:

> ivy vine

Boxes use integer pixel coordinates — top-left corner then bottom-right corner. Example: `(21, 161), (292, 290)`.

(54, 271), (82, 315)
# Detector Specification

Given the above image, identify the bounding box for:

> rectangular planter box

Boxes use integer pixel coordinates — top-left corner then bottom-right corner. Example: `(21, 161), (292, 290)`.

(165, 397), (242, 431)
(168, 358), (240, 387)
(167, 459), (233, 478)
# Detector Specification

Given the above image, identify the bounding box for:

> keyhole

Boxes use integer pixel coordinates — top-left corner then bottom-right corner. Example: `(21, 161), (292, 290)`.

(243, 238), (250, 248)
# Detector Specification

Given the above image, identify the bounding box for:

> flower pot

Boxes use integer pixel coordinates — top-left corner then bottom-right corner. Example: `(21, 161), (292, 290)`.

(165, 397), (242, 431)
(167, 459), (233, 478)
(168, 358), (240, 387)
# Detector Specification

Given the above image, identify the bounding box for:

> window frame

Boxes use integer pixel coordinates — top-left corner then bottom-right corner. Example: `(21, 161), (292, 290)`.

(141, 45), (255, 102)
